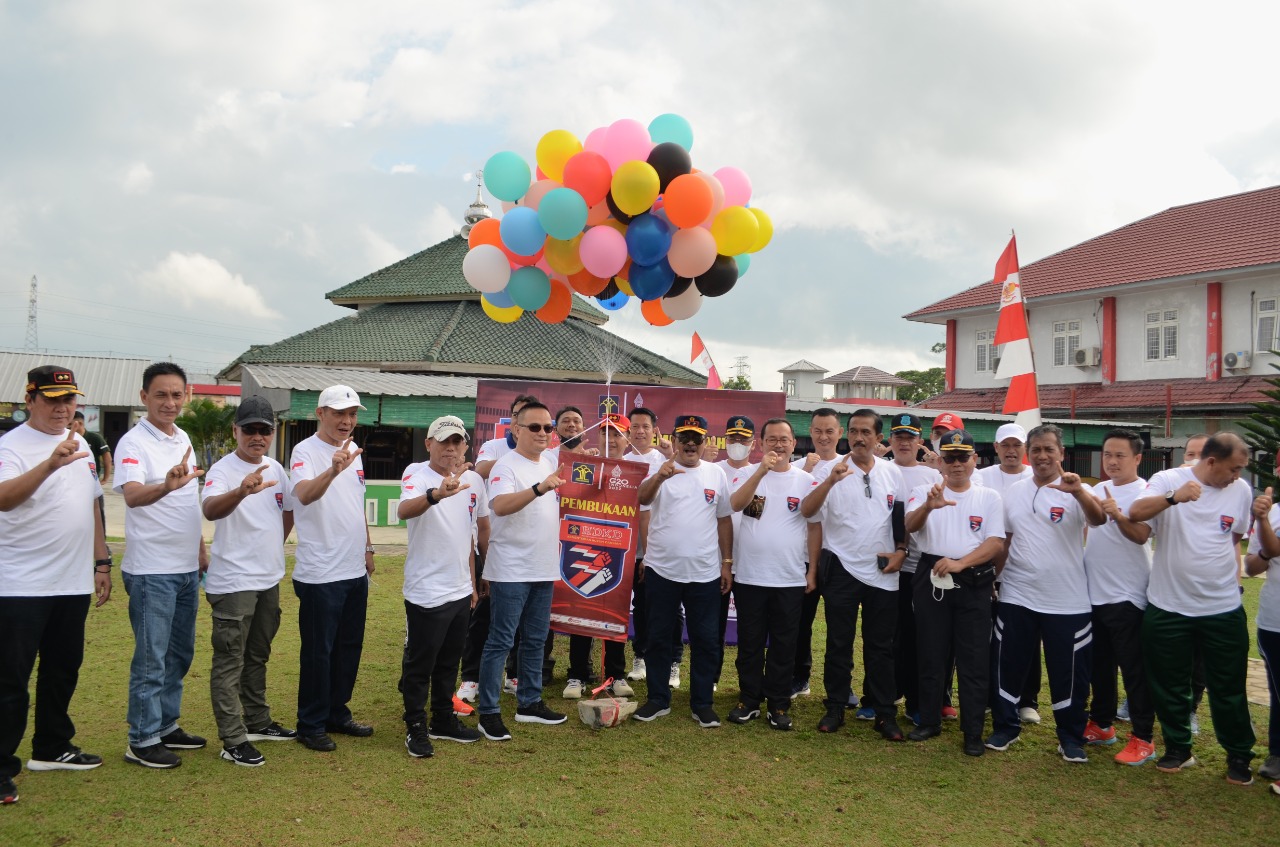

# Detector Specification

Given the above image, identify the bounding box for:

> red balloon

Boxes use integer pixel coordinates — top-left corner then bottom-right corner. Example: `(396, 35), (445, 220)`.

(562, 151), (613, 207)
(503, 243), (544, 267)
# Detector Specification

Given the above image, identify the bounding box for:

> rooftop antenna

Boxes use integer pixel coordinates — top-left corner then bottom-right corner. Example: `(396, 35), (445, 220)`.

(460, 170), (492, 239)
(24, 275), (38, 351)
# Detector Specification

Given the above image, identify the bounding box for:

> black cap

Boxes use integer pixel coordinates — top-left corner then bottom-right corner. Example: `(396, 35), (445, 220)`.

(889, 413), (923, 434)
(938, 429), (976, 452)
(236, 396), (275, 428)
(26, 365), (84, 398)
(673, 414), (709, 434)
(725, 415), (755, 437)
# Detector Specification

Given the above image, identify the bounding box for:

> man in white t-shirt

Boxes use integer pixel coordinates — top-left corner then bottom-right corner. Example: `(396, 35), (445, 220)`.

(397, 416), (489, 757)
(633, 414), (733, 728)
(0, 366), (112, 805)
(726, 418), (819, 730)
(1242, 452), (1280, 784)
(1082, 429), (1157, 766)
(987, 424), (1105, 763)
(475, 394), (539, 481)
(710, 415), (756, 689)
(1130, 432), (1259, 785)
(200, 396), (296, 767)
(476, 402), (568, 741)
(115, 362), (209, 769)
(621, 406), (671, 684)
(288, 385), (376, 752)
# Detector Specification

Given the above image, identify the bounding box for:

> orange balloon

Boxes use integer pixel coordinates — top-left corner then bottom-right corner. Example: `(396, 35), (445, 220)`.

(586, 201), (611, 226)
(468, 217), (502, 250)
(615, 256), (632, 281)
(664, 174), (713, 228)
(536, 279), (573, 323)
(641, 297), (673, 326)
(568, 268), (610, 296)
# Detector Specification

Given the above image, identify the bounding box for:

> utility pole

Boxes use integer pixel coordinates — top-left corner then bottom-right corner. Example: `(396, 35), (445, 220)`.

(24, 275), (38, 351)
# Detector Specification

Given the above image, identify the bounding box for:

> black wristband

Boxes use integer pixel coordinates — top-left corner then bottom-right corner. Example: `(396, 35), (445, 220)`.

(531, 482), (544, 497)
(94, 557), (113, 568)
(425, 488), (439, 506)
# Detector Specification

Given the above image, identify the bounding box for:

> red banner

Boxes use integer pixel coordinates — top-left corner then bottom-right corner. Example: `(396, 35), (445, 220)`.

(549, 454), (647, 641)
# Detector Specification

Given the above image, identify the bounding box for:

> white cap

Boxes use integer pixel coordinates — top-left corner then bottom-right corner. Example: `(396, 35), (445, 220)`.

(994, 423), (1027, 444)
(428, 415), (468, 441)
(317, 385), (366, 411)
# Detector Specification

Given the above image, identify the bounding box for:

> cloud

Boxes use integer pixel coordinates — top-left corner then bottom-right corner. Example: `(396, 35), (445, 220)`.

(358, 225), (408, 270)
(120, 162), (154, 194)
(137, 252), (281, 320)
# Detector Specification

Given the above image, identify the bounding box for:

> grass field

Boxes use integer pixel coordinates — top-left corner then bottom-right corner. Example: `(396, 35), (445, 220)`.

(2, 552), (1276, 847)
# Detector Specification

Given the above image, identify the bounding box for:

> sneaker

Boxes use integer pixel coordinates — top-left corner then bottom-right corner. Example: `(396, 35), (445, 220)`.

(563, 679), (586, 699)
(817, 704), (845, 733)
(768, 709), (793, 731)
(478, 714), (512, 741)
(1017, 706), (1041, 725)
(854, 706), (876, 721)
(632, 701), (671, 722)
(1271, 781), (1280, 796)
(846, 691), (861, 709)
(515, 701), (567, 725)
(1114, 736), (1157, 766)
(1115, 698), (1131, 722)
(1258, 755), (1280, 780)
(125, 743), (181, 769)
(963, 735), (985, 757)
(875, 717), (905, 742)
(941, 705), (959, 721)
(246, 722), (296, 742)
(503, 677), (518, 694)
(1156, 748), (1197, 773)
(1059, 743), (1089, 763)
(1190, 712), (1200, 735)
(159, 728), (207, 749)
(429, 715), (482, 744)
(220, 741), (265, 767)
(452, 695), (475, 717)
(610, 678), (635, 698)
(1226, 755), (1254, 786)
(296, 733), (336, 752)
(790, 679), (811, 699)
(457, 680), (479, 703)
(984, 730), (1019, 752)
(405, 722), (434, 758)
(669, 663), (681, 689)
(907, 711), (921, 727)
(692, 707), (721, 728)
(627, 658), (647, 681)
(1083, 720), (1117, 746)
(325, 719), (373, 737)
(908, 724), (941, 742)
(727, 703), (761, 724)
(27, 747), (103, 771)
(1, 777), (17, 804)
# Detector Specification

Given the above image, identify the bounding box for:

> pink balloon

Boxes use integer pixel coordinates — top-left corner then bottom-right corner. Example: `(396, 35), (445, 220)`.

(535, 256), (553, 275)
(667, 227), (717, 278)
(714, 166), (752, 208)
(695, 172), (725, 228)
(663, 284), (702, 320)
(579, 225), (628, 278)
(501, 200), (517, 213)
(520, 179), (558, 211)
(602, 119), (653, 171)
(584, 126), (609, 154)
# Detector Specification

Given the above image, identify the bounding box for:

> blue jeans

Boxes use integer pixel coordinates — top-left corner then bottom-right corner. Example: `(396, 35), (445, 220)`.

(123, 571), (199, 747)
(644, 570), (722, 711)
(478, 581), (553, 714)
(293, 576), (368, 736)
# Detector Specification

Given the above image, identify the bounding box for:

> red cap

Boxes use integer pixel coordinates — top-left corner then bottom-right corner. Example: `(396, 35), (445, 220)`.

(932, 413), (964, 432)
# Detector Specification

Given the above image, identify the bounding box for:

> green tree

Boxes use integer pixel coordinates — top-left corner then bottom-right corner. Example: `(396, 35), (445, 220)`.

(930, 341), (946, 354)
(895, 367), (945, 404)
(176, 398), (236, 469)
(722, 375), (752, 390)
(1240, 360), (1280, 490)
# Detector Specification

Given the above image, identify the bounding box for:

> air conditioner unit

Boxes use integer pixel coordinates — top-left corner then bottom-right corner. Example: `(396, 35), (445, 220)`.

(1224, 350), (1252, 370)
(1072, 346), (1101, 367)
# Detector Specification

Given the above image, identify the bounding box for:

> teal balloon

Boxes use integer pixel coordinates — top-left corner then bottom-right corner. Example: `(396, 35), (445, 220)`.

(648, 113), (694, 151)
(483, 288), (514, 309)
(507, 266), (551, 310)
(484, 151), (532, 202)
(537, 187), (589, 240)
(735, 253), (751, 277)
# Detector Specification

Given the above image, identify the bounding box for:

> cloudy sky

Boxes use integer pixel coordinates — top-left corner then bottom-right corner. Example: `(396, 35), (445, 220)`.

(2, 0), (1278, 388)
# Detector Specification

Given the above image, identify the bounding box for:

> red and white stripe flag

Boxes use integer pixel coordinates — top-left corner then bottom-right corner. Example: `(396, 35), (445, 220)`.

(991, 235), (1042, 431)
(691, 332), (722, 389)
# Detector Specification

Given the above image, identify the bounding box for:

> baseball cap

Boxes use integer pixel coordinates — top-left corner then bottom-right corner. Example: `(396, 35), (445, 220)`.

(26, 365), (84, 398)
(932, 412), (964, 432)
(725, 415), (755, 437)
(602, 414), (630, 433)
(994, 423), (1028, 444)
(938, 429), (976, 452)
(236, 396), (275, 427)
(428, 415), (469, 441)
(673, 414), (709, 435)
(317, 384), (366, 411)
(890, 413), (923, 435)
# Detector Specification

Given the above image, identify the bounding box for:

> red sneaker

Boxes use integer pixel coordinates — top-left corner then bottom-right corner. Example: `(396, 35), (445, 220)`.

(1113, 735), (1156, 766)
(941, 705), (958, 720)
(452, 695), (475, 717)
(1083, 720), (1117, 746)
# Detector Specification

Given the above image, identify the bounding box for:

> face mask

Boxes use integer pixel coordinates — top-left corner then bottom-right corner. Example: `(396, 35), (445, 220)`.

(726, 443), (751, 462)
(930, 571), (955, 602)
(562, 434), (583, 450)
(505, 430), (517, 449)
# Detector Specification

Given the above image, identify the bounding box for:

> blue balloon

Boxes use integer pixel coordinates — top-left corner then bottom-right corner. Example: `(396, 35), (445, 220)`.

(625, 213), (673, 267)
(484, 151), (532, 202)
(648, 113), (694, 151)
(597, 290), (630, 311)
(537, 187), (589, 241)
(629, 258), (675, 300)
(483, 288), (514, 309)
(735, 253), (751, 277)
(499, 206), (546, 257)
(507, 266), (551, 310)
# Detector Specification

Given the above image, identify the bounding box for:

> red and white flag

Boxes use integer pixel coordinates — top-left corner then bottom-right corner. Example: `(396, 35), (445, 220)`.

(991, 235), (1042, 431)
(691, 332), (722, 390)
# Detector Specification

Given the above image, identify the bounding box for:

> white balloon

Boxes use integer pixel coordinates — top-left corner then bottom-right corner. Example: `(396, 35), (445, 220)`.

(662, 284), (702, 320)
(462, 244), (512, 294)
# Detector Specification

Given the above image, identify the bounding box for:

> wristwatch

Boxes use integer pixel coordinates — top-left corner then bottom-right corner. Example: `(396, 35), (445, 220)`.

(1164, 491), (1177, 506)
(365, 545), (376, 554)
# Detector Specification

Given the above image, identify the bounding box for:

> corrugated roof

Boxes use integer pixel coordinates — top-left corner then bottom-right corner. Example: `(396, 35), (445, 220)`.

(0, 351), (151, 407)
(779, 359), (827, 373)
(784, 396), (1136, 428)
(243, 364), (476, 398)
(905, 184), (1280, 321)
(920, 375), (1271, 414)
(819, 366), (913, 386)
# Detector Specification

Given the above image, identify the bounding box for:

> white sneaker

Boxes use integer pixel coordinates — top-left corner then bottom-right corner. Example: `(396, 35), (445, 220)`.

(610, 678), (635, 697)
(627, 658), (647, 681)
(669, 663), (681, 689)
(1018, 706), (1042, 724)
(456, 680), (479, 703)
(562, 679), (585, 699)
(503, 677), (518, 695)
(1190, 712), (1200, 735)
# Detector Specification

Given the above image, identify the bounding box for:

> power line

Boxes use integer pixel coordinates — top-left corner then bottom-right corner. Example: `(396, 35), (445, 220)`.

(24, 276), (38, 350)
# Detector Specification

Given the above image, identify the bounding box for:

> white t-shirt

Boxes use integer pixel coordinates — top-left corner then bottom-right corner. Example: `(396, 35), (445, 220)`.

(895, 463), (943, 573)
(1083, 478), (1153, 608)
(486, 449), (560, 582)
(645, 460), (732, 583)
(717, 459), (753, 536)
(289, 434), (368, 585)
(906, 483), (1005, 560)
(729, 465), (819, 587)
(402, 466), (489, 607)
(975, 464), (1034, 495)
(1136, 467), (1251, 617)
(114, 418), (202, 575)
(807, 454), (846, 484)
(1246, 504), (1280, 633)
(816, 458), (907, 591)
(202, 453), (291, 594)
(1001, 476), (1094, 615)
(476, 436), (513, 469)
(0, 425), (101, 595)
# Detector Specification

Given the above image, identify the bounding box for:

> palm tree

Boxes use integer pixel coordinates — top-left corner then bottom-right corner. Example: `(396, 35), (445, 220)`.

(176, 398), (236, 468)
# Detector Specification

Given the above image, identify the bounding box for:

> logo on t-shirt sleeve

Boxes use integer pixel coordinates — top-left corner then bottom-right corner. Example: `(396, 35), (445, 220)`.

(122, 457), (140, 465)
(292, 461), (304, 470)
(275, 492), (284, 510)
(356, 469), (366, 486)
(886, 494), (895, 510)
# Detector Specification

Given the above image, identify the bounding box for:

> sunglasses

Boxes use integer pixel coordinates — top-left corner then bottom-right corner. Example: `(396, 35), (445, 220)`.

(941, 452), (973, 464)
(675, 431), (706, 444)
(862, 473), (872, 499)
(241, 424), (274, 436)
(520, 423), (555, 434)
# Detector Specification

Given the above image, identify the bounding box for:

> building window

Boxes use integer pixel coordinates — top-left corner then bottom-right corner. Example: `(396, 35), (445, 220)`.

(1257, 298), (1277, 353)
(976, 329), (997, 372)
(1145, 309), (1178, 361)
(1052, 319), (1081, 367)
(784, 378), (796, 397)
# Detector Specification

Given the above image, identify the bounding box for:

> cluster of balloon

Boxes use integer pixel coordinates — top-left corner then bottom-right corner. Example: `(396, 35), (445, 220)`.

(461, 115), (772, 325)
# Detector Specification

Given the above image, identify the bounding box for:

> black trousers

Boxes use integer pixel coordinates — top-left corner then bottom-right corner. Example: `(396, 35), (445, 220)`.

(714, 587), (732, 683)
(793, 563), (823, 686)
(734, 582), (804, 711)
(631, 558), (649, 660)
(1089, 601), (1155, 742)
(568, 635), (626, 682)
(896, 569), (918, 712)
(990, 585), (1042, 709)
(400, 597), (471, 725)
(0, 594), (91, 780)
(293, 575), (367, 736)
(912, 568), (990, 738)
(821, 552), (898, 718)
(991, 601), (1091, 747)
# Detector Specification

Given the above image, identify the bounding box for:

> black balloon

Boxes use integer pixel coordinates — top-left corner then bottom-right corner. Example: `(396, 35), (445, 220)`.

(666, 275), (693, 298)
(598, 279), (622, 300)
(604, 192), (634, 224)
(646, 142), (693, 192)
(693, 255), (739, 297)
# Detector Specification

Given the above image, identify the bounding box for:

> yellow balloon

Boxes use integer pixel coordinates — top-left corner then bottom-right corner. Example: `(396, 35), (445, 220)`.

(748, 207), (773, 253)
(615, 276), (634, 295)
(544, 234), (585, 275)
(535, 130), (582, 183)
(481, 298), (523, 323)
(610, 161), (660, 216)
(711, 206), (760, 256)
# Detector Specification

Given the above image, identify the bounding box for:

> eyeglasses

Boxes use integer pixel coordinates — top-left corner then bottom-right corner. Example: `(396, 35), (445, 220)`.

(241, 425), (274, 436)
(520, 423), (555, 434)
(763, 437), (793, 446)
(862, 473), (872, 499)
(675, 431), (705, 444)
(941, 453), (973, 464)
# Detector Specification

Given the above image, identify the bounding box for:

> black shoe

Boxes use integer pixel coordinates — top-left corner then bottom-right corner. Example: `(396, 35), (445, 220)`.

(479, 714), (512, 741)
(767, 709), (793, 731)
(405, 722), (434, 758)
(125, 743), (181, 769)
(632, 701), (671, 722)
(817, 704), (845, 733)
(1226, 755), (1254, 786)
(963, 735), (985, 757)
(326, 719), (373, 737)
(245, 722), (297, 742)
(515, 701), (567, 725)
(1, 777), (18, 804)
(1155, 748), (1196, 773)
(727, 703), (760, 724)
(907, 724), (941, 742)
(26, 747), (103, 771)
(297, 733), (336, 752)
(220, 741), (265, 767)
(692, 707), (721, 728)
(159, 728), (207, 749)
(875, 717), (905, 742)
(429, 715), (482, 744)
